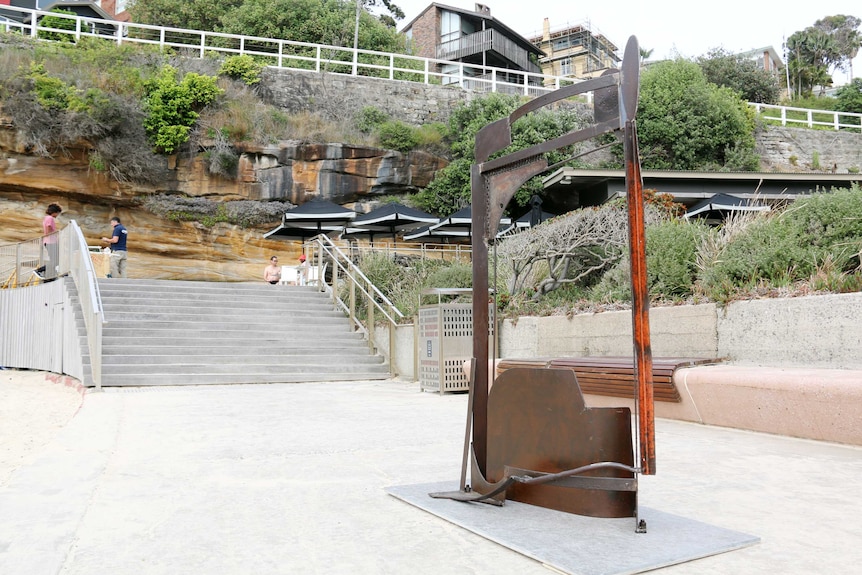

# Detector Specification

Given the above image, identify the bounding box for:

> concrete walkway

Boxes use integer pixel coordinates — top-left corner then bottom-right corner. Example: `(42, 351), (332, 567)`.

(1, 373), (861, 574)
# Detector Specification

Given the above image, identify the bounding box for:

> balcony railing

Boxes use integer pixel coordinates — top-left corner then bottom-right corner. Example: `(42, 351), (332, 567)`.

(437, 29), (541, 73)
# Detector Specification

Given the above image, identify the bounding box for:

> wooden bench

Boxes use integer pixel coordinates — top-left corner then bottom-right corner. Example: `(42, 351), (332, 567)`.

(495, 357), (722, 403)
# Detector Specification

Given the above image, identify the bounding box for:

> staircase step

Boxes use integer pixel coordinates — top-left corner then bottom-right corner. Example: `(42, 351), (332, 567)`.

(102, 358), (385, 374)
(93, 278), (387, 386)
(99, 371), (391, 386)
(101, 345), (372, 356)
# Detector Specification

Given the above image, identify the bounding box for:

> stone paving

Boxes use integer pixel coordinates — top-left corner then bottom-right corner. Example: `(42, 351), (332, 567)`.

(1, 374), (861, 574)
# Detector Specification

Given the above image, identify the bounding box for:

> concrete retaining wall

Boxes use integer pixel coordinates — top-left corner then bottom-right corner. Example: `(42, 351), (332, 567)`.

(498, 292), (862, 369)
(716, 292), (862, 369)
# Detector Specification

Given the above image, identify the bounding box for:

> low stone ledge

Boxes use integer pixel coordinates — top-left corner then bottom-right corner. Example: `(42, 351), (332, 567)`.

(586, 365), (862, 446)
(463, 359), (862, 446)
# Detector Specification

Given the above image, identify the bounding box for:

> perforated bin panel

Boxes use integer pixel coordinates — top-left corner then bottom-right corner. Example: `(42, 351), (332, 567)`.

(418, 303), (494, 393)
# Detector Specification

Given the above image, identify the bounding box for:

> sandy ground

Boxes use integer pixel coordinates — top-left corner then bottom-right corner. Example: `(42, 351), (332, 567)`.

(0, 369), (85, 486)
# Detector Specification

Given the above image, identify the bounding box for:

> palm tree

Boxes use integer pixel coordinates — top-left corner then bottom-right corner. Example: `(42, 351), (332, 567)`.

(639, 47), (654, 65)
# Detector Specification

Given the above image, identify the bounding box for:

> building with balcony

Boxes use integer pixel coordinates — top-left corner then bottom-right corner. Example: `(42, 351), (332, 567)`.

(737, 46), (784, 74)
(527, 18), (620, 81)
(400, 3), (545, 88)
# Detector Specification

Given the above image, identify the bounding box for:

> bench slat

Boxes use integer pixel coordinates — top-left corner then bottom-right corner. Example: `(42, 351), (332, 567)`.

(496, 356), (721, 403)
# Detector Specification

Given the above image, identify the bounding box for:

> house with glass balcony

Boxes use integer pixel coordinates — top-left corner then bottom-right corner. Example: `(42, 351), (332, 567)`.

(400, 3), (545, 90)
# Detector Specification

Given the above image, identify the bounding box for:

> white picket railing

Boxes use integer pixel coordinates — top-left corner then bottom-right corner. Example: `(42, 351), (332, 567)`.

(0, 5), (578, 98)
(751, 103), (862, 132)
(5, 5), (861, 128)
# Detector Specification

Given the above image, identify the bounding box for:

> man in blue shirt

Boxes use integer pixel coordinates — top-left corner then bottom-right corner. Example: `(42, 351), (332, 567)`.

(102, 216), (128, 278)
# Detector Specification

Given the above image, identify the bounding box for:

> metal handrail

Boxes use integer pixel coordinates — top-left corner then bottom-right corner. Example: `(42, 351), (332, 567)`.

(67, 221), (105, 390)
(305, 235), (407, 376)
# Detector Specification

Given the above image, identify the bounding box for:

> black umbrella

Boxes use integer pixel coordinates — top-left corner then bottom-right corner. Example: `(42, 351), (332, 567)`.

(498, 197), (557, 236)
(683, 193), (769, 221)
(341, 203), (437, 243)
(402, 206), (511, 242)
(264, 199), (356, 240)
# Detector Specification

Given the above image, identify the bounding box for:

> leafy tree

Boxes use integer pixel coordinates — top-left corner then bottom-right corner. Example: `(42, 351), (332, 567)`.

(787, 26), (840, 97)
(414, 93), (590, 215)
(836, 78), (862, 119)
(697, 48), (780, 104)
(814, 14), (862, 78)
(635, 59), (759, 171)
(357, 0), (405, 28)
(219, 0), (405, 53)
(639, 47), (654, 63)
(127, 0), (243, 32)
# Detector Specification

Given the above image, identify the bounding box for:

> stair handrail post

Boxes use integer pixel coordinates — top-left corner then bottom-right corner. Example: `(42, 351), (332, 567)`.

(366, 278), (375, 353)
(388, 306), (396, 377)
(330, 251), (338, 304)
(349, 273), (357, 330)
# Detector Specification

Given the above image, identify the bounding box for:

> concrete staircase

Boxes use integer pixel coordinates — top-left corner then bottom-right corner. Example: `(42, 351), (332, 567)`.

(97, 279), (389, 386)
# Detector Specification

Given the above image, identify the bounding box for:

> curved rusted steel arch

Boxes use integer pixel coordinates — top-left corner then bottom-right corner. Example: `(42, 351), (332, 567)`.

(452, 36), (654, 526)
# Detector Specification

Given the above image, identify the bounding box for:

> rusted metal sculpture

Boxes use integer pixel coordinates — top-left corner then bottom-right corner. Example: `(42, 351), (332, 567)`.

(431, 36), (655, 530)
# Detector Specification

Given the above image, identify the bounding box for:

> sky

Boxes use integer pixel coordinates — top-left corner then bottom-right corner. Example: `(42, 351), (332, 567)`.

(389, 0), (861, 86)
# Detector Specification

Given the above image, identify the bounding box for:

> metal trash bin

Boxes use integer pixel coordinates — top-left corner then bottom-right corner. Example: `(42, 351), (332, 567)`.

(417, 288), (494, 394)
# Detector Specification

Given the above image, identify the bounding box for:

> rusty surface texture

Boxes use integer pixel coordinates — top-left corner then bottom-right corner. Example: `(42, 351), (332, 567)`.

(485, 368), (636, 518)
(458, 35), (653, 519)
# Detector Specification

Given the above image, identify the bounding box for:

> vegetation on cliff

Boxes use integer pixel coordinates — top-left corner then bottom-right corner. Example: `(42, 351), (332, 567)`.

(356, 184), (862, 321)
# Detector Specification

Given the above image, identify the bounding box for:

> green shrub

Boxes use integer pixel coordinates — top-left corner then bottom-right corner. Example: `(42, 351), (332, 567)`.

(28, 63), (73, 110)
(143, 65), (222, 153)
(422, 261), (473, 290)
(646, 219), (710, 298)
(781, 185), (862, 271)
(218, 55), (264, 86)
(589, 259), (631, 303)
(697, 185), (862, 300)
(355, 106), (389, 133)
(37, 9), (76, 43)
(377, 120), (418, 152)
(414, 122), (448, 153)
(697, 216), (809, 296)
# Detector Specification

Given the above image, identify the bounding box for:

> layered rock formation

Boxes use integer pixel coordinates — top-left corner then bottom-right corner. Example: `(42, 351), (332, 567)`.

(0, 126), (447, 281)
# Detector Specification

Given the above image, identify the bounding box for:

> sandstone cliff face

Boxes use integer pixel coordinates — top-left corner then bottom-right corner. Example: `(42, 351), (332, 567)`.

(0, 127), (448, 281)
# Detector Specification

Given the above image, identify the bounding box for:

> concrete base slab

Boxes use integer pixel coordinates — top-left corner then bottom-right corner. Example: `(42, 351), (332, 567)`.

(387, 481), (759, 575)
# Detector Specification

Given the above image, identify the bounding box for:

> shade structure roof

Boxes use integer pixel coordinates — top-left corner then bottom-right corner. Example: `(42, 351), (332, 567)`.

(402, 206), (511, 242)
(264, 199), (356, 240)
(341, 203), (438, 241)
(683, 193), (770, 220)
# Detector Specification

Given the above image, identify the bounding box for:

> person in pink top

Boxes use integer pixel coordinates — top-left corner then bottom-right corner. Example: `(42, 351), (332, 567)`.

(41, 203), (62, 280)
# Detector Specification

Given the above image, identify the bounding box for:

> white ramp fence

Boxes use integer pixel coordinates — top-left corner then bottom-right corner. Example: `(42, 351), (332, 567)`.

(0, 221), (105, 388)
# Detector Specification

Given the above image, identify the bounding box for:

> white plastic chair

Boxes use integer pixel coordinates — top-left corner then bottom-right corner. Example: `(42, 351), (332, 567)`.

(279, 266), (298, 285)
